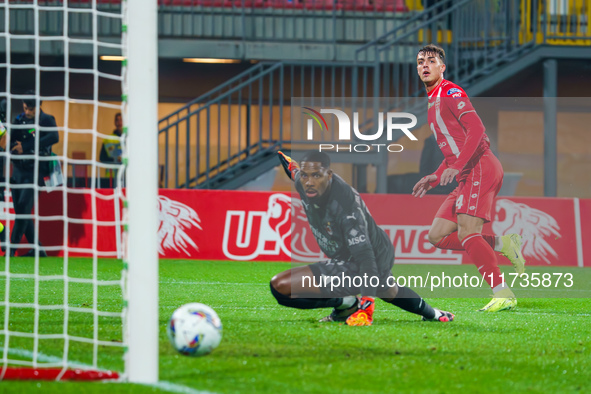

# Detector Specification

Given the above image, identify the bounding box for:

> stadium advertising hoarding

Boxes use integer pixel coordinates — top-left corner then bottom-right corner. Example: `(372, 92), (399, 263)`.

(28, 189), (587, 270)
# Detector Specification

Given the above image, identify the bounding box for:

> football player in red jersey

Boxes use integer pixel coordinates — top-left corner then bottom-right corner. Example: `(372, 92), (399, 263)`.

(413, 44), (526, 312)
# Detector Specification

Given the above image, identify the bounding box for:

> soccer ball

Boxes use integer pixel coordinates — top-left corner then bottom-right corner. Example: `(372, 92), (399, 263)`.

(167, 303), (222, 356)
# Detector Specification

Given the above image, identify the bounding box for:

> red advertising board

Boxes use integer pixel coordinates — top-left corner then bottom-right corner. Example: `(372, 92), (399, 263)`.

(578, 198), (590, 268)
(6, 189), (584, 267)
(293, 194), (580, 267)
(37, 189), (122, 257)
(485, 197), (580, 267)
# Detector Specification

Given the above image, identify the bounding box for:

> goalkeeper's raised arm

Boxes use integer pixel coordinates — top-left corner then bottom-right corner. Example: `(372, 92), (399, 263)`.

(277, 151), (300, 181)
(269, 150), (454, 327)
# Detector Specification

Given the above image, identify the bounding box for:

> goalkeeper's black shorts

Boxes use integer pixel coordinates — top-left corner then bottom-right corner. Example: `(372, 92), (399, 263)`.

(307, 250), (395, 298)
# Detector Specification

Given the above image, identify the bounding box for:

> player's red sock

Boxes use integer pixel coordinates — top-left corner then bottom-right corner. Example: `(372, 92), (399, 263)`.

(435, 231), (496, 251)
(461, 233), (504, 289)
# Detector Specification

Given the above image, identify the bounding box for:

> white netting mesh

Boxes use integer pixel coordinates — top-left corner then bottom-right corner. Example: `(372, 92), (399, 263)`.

(0, 0), (127, 378)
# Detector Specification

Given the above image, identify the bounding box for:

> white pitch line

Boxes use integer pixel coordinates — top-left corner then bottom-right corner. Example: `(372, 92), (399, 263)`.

(4, 348), (215, 394)
(7, 348), (89, 370)
(509, 312), (591, 316)
(160, 281), (266, 286)
(155, 380), (216, 394)
(161, 305), (281, 310)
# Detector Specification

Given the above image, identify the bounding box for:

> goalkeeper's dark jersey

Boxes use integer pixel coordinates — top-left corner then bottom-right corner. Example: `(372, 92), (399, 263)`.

(294, 172), (394, 294)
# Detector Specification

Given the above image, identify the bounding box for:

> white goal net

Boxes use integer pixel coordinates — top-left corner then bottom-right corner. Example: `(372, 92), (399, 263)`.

(0, 0), (157, 382)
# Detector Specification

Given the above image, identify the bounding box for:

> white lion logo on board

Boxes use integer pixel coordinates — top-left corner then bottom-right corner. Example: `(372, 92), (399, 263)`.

(492, 199), (560, 265)
(291, 198), (324, 262)
(158, 196), (202, 256)
(266, 193), (292, 257)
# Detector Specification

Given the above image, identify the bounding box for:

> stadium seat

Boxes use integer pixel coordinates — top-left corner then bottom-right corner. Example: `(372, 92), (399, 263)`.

(201, 0), (233, 6)
(373, 0), (408, 12)
(115, 0), (407, 10)
(171, 0), (198, 5)
(264, 0), (304, 9)
(158, 0), (200, 6)
(303, 0), (340, 11)
(231, 0), (265, 7)
(340, 0), (364, 12)
(340, 0), (407, 12)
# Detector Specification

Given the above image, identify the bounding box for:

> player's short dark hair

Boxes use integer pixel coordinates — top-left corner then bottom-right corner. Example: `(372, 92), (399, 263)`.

(22, 90), (40, 108)
(300, 151), (331, 168)
(115, 112), (122, 120)
(417, 44), (445, 64)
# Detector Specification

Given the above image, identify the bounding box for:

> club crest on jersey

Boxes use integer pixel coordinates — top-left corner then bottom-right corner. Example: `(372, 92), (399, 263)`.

(325, 222), (333, 235)
(447, 88), (461, 96)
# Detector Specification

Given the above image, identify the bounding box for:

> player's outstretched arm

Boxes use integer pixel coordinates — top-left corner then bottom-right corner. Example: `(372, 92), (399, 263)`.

(277, 151), (300, 181)
(412, 174), (436, 198)
(413, 158), (448, 197)
(439, 112), (484, 186)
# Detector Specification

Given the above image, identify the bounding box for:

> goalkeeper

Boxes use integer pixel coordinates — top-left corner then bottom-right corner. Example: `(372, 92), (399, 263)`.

(270, 151), (454, 326)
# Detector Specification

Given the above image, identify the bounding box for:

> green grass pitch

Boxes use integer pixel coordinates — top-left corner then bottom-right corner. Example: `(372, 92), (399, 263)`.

(1, 258), (590, 393)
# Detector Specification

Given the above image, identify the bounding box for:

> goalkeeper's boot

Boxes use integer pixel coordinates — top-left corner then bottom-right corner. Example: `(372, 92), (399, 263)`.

(500, 233), (526, 275)
(346, 296), (374, 326)
(319, 297), (359, 322)
(478, 289), (517, 312)
(422, 308), (455, 322)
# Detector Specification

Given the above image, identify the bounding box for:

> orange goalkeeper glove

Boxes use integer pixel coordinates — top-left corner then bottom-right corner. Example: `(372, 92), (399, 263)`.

(277, 151), (299, 180)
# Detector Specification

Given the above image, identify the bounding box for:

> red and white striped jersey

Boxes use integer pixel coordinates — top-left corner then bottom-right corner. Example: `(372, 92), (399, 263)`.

(427, 79), (490, 174)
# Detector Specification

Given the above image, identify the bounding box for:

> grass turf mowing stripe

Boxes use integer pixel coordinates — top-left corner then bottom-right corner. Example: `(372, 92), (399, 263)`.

(2, 258), (590, 393)
(5, 348), (216, 394)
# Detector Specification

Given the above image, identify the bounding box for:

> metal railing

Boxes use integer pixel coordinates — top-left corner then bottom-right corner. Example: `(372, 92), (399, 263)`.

(536, 0), (591, 45)
(158, 61), (378, 188)
(4, 0), (590, 46)
(356, 0), (538, 100)
(0, 1), (122, 37)
(155, 0), (591, 189)
(158, 0), (422, 44)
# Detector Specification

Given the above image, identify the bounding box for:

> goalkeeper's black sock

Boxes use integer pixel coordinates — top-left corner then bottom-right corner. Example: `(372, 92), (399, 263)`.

(270, 283), (343, 310)
(386, 286), (436, 319)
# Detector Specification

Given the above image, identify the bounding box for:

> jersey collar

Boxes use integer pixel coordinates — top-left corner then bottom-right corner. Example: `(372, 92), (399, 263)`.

(428, 78), (446, 98)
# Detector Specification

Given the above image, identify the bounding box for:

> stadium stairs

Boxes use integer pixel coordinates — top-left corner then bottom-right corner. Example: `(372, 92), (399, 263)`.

(158, 0), (591, 189)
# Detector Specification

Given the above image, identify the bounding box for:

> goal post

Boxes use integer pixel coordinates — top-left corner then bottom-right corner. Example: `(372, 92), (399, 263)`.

(0, 0), (160, 383)
(125, 0), (159, 384)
